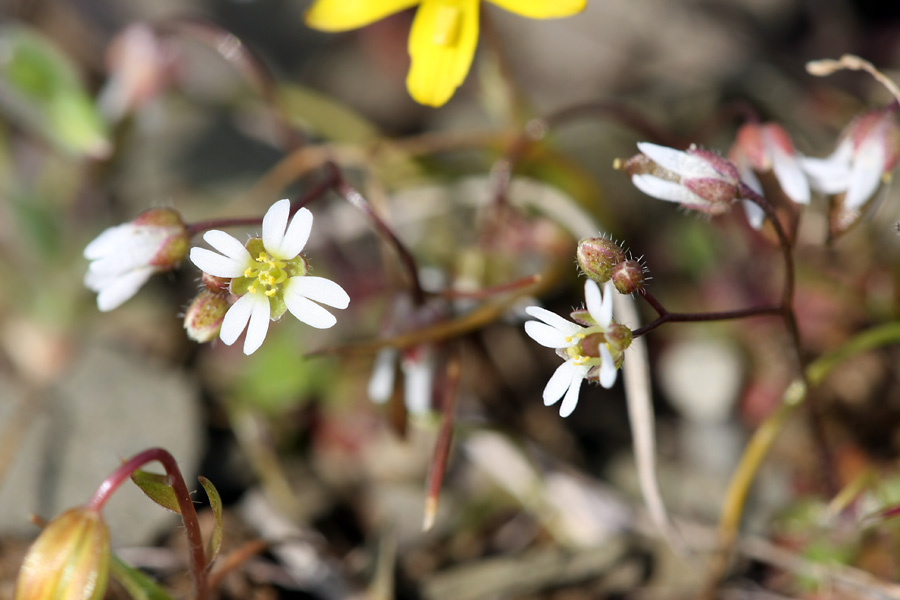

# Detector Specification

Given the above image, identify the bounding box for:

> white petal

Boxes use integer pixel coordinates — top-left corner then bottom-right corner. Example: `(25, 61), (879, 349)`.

(284, 292), (338, 329)
(737, 160), (763, 196)
(770, 151), (811, 204)
(262, 199), (290, 257)
(742, 199), (766, 230)
(277, 207), (313, 260)
(242, 295), (272, 355)
(543, 359), (576, 406)
(586, 280), (613, 327)
(368, 348), (398, 403)
(799, 140), (852, 194)
(84, 224), (131, 259)
(286, 276), (350, 309)
(598, 345), (617, 389)
(203, 230), (252, 263)
(632, 174), (709, 206)
(558, 368), (586, 418)
(189, 247), (246, 278)
(525, 321), (575, 348)
(637, 142), (719, 178)
(524, 306), (581, 336)
(845, 135), (885, 210)
(402, 347), (435, 415)
(219, 293), (255, 346)
(94, 267), (155, 311)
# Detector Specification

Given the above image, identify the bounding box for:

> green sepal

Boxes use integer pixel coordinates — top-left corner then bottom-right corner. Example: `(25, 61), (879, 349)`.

(199, 476), (224, 566)
(109, 553), (174, 600)
(130, 469), (181, 514)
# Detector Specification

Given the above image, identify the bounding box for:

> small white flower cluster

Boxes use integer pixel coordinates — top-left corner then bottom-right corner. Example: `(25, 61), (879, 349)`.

(84, 199), (349, 355)
(626, 107), (899, 234)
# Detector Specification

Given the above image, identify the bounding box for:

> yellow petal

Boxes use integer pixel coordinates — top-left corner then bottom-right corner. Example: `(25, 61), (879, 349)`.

(487, 0), (585, 19)
(305, 0), (420, 31)
(406, 0), (479, 107)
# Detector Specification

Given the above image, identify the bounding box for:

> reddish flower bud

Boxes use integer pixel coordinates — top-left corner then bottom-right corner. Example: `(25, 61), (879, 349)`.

(622, 142), (742, 215)
(184, 290), (231, 343)
(611, 259), (646, 295)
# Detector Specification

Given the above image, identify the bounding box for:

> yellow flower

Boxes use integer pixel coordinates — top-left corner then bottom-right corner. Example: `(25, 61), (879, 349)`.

(305, 0), (586, 107)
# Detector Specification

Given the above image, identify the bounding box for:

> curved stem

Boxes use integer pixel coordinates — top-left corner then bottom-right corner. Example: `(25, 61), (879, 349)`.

(325, 162), (426, 306)
(88, 448), (208, 600)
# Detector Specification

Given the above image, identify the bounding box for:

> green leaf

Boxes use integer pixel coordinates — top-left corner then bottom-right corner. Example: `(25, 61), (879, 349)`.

(199, 476), (224, 566)
(131, 469), (181, 514)
(109, 554), (174, 600)
(0, 26), (110, 158)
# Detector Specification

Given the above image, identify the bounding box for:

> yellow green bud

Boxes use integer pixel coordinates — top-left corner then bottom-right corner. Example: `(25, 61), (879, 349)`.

(184, 289), (231, 343)
(576, 237), (626, 283)
(16, 507), (111, 600)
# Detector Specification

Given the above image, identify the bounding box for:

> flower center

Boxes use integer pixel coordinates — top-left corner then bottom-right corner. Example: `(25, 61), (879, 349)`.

(244, 252), (288, 297)
(563, 329), (609, 367)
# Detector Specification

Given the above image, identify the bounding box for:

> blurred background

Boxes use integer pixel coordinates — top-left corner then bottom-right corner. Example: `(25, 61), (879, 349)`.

(3, 0), (900, 598)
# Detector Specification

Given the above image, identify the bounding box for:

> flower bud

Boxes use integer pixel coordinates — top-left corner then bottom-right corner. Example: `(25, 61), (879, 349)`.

(16, 507), (110, 600)
(184, 290), (231, 343)
(611, 259), (645, 295)
(576, 237), (626, 283)
(201, 272), (230, 292)
(84, 207), (190, 311)
(621, 142), (741, 215)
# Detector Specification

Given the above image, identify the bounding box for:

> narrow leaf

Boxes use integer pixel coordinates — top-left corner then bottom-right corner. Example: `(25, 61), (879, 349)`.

(199, 476), (224, 566)
(131, 469), (181, 514)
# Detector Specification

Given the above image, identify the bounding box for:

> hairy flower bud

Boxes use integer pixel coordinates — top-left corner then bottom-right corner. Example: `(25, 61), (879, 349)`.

(16, 507), (110, 600)
(184, 290), (231, 343)
(576, 237), (626, 283)
(611, 259), (645, 295)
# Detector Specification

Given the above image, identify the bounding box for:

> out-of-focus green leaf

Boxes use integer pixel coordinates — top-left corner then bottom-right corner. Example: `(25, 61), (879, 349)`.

(0, 26), (110, 158)
(235, 325), (338, 414)
(279, 84), (379, 144)
(131, 469), (181, 514)
(110, 554), (174, 600)
(199, 476), (224, 566)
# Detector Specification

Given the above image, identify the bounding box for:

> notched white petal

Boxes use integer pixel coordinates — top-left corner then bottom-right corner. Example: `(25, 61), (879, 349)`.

(220, 293), (254, 346)
(845, 136), (885, 210)
(771, 152), (810, 205)
(599, 345), (617, 389)
(637, 142), (718, 178)
(242, 295), (272, 355)
(278, 207), (314, 260)
(203, 230), (252, 262)
(190, 247), (246, 278)
(632, 175), (707, 206)
(524, 306), (581, 336)
(543, 360), (575, 406)
(84, 225), (130, 259)
(288, 276), (349, 309)
(262, 199), (291, 257)
(95, 267), (155, 312)
(525, 321), (574, 348)
(559, 369), (585, 418)
(285, 293), (338, 329)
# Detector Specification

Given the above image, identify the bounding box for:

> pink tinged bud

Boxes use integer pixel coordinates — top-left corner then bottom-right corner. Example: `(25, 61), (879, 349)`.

(16, 507), (111, 600)
(184, 290), (231, 343)
(625, 142), (740, 215)
(576, 237), (626, 283)
(84, 208), (190, 311)
(611, 259), (645, 295)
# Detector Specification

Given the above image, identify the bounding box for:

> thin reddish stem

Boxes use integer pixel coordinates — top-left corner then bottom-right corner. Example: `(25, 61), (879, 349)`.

(88, 448), (208, 600)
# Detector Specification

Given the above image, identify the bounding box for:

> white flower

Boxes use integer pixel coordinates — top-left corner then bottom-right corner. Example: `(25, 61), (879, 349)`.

(367, 345), (436, 416)
(626, 142), (741, 215)
(730, 122), (810, 229)
(84, 208), (188, 312)
(189, 199), (350, 355)
(524, 280), (619, 418)
(800, 108), (899, 212)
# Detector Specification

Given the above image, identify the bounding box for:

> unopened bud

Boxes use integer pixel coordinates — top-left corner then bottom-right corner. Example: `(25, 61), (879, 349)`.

(16, 507), (110, 600)
(201, 272), (230, 292)
(611, 259), (645, 294)
(184, 290), (231, 343)
(576, 237), (626, 283)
